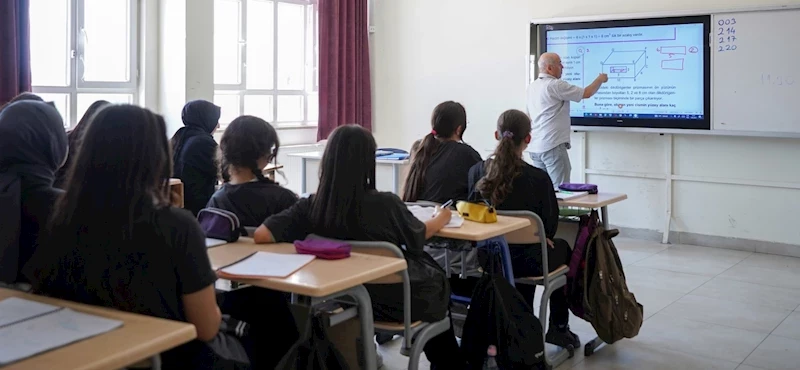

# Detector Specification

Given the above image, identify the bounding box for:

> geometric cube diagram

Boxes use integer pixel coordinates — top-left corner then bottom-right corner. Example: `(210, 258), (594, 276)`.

(601, 50), (646, 79)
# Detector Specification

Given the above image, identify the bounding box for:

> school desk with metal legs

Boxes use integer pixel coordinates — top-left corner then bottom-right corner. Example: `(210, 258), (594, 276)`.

(289, 151), (409, 195)
(207, 239), (408, 370)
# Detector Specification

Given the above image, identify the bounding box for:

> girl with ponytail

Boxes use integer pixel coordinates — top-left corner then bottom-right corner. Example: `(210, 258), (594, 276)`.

(467, 109), (581, 351)
(402, 101), (482, 203)
(207, 115), (298, 227)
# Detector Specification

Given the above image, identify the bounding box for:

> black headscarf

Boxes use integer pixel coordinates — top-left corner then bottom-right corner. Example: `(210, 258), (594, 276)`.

(0, 101), (67, 283)
(170, 100), (221, 169)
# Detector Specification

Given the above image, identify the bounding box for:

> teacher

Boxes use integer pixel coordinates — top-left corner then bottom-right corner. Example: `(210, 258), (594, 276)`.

(527, 52), (608, 188)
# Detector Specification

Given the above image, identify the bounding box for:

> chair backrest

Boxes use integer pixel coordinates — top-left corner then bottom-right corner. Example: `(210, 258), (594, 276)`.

(496, 210), (545, 245)
(306, 234), (405, 284)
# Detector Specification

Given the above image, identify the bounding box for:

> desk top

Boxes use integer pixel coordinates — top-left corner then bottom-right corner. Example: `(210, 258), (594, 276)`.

(0, 289), (196, 370)
(288, 151), (410, 164)
(434, 214), (531, 242)
(207, 239), (408, 297)
(558, 193), (628, 208)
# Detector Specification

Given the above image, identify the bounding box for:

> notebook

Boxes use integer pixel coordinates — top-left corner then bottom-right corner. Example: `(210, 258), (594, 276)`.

(555, 191), (589, 201)
(217, 251), (316, 279)
(0, 297), (123, 366)
(407, 205), (464, 228)
(205, 238), (228, 248)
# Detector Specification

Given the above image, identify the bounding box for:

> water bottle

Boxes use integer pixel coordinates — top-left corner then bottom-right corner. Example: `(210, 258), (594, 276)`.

(483, 345), (499, 370)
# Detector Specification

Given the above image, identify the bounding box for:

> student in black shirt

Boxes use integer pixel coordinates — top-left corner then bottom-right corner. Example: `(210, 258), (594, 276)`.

(0, 101), (67, 285)
(54, 100), (111, 188)
(25, 105), (297, 369)
(468, 109), (580, 350)
(254, 125), (464, 370)
(207, 116), (297, 226)
(403, 101), (482, 203)
(171, 100), (221, 215)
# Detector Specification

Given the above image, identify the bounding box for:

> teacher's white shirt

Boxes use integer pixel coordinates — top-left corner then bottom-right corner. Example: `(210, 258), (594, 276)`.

(526, 73), (585, 153)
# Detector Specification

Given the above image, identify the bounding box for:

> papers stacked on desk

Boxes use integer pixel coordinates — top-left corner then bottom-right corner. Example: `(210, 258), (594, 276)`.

(407, 205), (464, 228)
(555, 191), (588, 201)
(0, 297), (123, 366)
(217, 251), (316, 279)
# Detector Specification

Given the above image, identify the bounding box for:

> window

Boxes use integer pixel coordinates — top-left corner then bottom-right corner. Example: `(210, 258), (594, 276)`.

(29, 0), (137, 127)
(214, 0), (319, 128)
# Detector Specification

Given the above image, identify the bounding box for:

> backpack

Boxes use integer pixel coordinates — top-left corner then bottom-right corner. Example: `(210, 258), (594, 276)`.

(566, 210), (600, 320)
(198, 208), (246, 242)
(583, 226), (644, 344)
(276, 310), (350, 370)
(461, 246), (545, 370)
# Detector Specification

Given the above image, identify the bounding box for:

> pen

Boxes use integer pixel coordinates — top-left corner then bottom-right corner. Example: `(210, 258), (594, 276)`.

(433, 199), (454, 218)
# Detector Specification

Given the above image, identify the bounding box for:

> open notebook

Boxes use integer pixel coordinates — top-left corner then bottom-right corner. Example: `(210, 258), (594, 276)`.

(217, 251), (316, 279)
(0, 297), (123, 366)
(407, 205), (464, 228)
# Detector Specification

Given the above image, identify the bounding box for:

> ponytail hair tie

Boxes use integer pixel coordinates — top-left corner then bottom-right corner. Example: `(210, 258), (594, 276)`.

(431, 130), (437, 136)
(502, 131), (514, 139)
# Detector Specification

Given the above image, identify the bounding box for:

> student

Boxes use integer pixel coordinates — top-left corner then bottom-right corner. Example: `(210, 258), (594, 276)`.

(467, 109), (580, 349)
(254, 125), (464, 370)
(54, 100), (111, 188)
(403, 101), (482, 203)
(206, 115), (297, 227)
(0, 92), (44, 111)
(171, 100), (221, 215)
(25, 105), (297, 369)
(0, 101), (67, 285)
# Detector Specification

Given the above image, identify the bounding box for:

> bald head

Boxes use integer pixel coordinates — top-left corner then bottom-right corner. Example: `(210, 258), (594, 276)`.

(538, 52), (563, 78)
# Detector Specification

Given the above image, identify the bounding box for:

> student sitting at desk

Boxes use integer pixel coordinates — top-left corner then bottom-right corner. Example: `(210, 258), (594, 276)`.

(0, 101), (67, 285)
(467, 109), (580, 350)
(207, 116), (297, 227)
(402, 101), (482, 203)
(54, 100), (111, 188)
(171, 100), (222, 215)
(25, 105), (297, 370)
(254, 125), (464, 370)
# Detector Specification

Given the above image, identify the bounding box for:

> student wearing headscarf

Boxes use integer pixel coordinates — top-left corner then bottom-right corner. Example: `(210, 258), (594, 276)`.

(54, 100), (111, 188)
(170, 100), (222, 215)
(0, 101), (67, 284)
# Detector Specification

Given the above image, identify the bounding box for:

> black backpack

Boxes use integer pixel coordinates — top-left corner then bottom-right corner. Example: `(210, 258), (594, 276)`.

(461, 246), (546, 370)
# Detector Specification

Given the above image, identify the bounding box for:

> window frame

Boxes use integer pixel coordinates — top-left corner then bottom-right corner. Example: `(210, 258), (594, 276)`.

(31, 0), (139, 127)
(214, 0), (319, 129)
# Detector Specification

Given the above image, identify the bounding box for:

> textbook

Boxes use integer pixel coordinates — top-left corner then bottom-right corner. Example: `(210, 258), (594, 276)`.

(0, 297), (123, 366)
(217, 251), (315, 279)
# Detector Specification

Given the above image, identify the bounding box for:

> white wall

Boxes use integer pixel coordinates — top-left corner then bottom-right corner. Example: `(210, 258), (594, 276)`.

(372, 0), (800, 249)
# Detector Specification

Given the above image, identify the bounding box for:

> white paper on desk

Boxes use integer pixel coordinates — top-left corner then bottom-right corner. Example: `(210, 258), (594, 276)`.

(407, 206), (464, 228)
(555, 191), (588, 201)
(0, 307), (123, 365)
(0, 297), (61, 328)
(219, 251), (316, 278)
(205, 238), (228, 248)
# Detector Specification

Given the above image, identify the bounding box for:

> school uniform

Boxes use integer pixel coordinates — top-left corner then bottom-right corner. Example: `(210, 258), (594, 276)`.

(467, 159), (572, 326)
(410, 140), (482, 203)
(172, 101), (221, 215)
(27, 206), (298, 369)
(0, 101), (67, 285)
(207, 179), (298, 227)
(264, 192), (464, 370)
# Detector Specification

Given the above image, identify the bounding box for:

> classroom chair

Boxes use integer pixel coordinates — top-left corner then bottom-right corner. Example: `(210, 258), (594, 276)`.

(306, 235), (450, 370)
(499, 210), (572, 368)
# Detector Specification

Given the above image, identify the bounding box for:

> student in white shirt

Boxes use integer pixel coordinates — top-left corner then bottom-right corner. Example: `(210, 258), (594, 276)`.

(526, 52), (608, 188)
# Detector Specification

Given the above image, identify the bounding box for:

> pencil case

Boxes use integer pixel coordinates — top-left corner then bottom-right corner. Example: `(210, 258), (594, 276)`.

(558, 183), (598, 194)
(294, 239), (352, 260)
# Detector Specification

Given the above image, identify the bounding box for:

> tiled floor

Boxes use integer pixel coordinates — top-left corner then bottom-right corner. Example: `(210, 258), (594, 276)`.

(378, 238), (800, 370)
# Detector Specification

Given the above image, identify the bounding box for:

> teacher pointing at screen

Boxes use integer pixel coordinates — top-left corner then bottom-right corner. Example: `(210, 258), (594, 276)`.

(527, 52), (608, 188)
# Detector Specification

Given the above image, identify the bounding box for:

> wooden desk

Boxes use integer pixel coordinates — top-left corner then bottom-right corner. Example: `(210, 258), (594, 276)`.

(289, 151), (409, 195)
(208, 239), (407, 297)
(435, 214), (531, 241)
(558, 192), (628, 229)
(0, 288), (196, 370)
(168, 178), (184, 208)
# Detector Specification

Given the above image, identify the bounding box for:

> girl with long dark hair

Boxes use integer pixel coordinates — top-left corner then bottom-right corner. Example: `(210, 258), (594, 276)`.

(254, 125), (464, 370)
(26, 105), (297, 369)
(171, 100), (221, 215)
(468, 109), (579, 350)
(402, 101), (481, 203)
(54, 100), (111, 188)
(207, 115), (297, 226)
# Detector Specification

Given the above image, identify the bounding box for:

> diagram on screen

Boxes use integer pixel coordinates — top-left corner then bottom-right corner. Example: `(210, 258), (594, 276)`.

(601, 49), (647, 80)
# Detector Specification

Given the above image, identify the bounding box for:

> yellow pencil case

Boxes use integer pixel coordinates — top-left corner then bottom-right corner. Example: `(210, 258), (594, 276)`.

(456, 200), (497, 223)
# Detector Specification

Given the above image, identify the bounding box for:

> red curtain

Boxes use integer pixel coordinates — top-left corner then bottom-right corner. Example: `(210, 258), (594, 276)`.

(0, 0), (32, 106)
(317, 0), (372, 141)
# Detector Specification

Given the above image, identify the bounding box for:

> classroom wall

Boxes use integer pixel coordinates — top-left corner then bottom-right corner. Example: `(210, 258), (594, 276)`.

(371, 0), (800, 253)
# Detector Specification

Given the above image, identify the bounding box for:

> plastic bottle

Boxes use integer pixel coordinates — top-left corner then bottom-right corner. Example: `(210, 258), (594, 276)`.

(483, 345), (499, 370)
